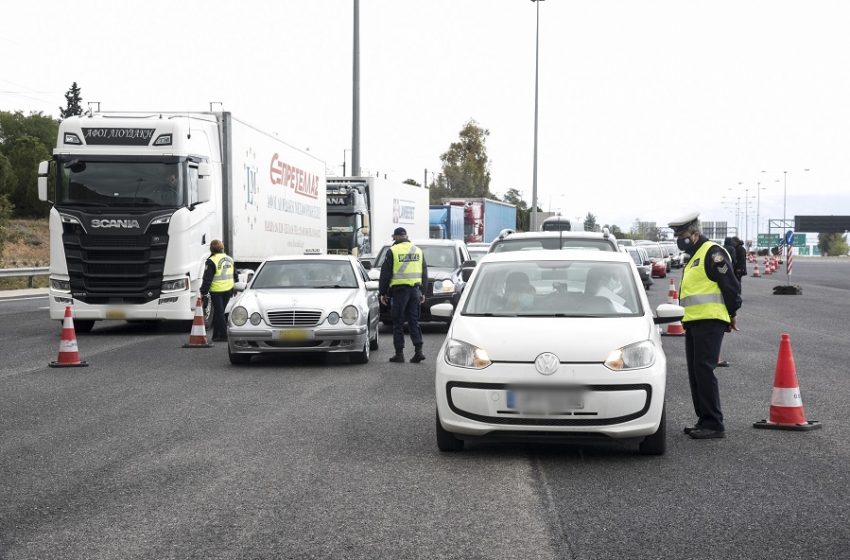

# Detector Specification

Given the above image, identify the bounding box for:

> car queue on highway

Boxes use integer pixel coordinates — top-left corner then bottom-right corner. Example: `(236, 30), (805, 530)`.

(217, 224), (693, 455)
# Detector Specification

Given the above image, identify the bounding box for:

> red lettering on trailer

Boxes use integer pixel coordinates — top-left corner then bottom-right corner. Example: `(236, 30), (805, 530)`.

(269, 153), (319, 199)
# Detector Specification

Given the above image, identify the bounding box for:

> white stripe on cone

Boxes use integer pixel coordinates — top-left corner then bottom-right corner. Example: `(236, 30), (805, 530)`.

(771, 387), (803, 407)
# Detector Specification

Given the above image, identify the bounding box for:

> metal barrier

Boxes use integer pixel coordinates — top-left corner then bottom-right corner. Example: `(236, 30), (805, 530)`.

(0, 267), (50, 287)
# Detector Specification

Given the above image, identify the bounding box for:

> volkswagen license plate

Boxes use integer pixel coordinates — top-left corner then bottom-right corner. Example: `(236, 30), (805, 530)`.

(506, 389), (584, 414)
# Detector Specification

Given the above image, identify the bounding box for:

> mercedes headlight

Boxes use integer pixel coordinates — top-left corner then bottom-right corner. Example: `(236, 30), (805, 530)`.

(327, 312), (340, 325)
(341, 305), (359, 325)
(249, 312), (263, 326)
(231, 306), (248, 326)
(432, 280), (456, 294)
(604, 340), (656, 371)
(444, 338), (491, 369)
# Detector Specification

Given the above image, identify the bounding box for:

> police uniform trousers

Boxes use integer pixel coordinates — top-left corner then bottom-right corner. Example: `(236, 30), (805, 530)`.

(390, 285), (423, 353)
(684, 319), (726, 431)
(210, 290), (232, 340)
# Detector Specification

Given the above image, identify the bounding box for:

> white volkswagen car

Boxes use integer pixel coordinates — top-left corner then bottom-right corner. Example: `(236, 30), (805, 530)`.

(226, 255), (380, 365)
(433, 250), (684, 455)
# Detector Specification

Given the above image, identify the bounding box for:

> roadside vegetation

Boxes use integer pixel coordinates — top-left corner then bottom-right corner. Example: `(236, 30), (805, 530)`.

(0, 218), (49, 289)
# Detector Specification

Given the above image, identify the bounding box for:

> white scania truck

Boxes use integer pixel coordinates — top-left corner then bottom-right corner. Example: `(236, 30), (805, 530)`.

(38, 111), (326, 332)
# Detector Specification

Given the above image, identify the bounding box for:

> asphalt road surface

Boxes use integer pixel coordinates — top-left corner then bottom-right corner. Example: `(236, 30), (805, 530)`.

(2, 259), (849, 559)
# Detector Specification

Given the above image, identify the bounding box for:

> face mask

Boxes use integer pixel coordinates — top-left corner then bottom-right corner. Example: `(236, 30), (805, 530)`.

(677, 236), (692, 252)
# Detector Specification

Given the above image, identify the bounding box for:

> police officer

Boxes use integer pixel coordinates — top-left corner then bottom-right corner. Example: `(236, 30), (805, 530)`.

(200, 239), (235, 342)
(669, 212), (741, 439)
(379, 227), (428, 363)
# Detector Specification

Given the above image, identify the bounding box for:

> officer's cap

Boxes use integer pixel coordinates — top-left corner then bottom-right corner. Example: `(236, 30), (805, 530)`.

(668, 211), (700, 236)
(392, 227), (407, 237)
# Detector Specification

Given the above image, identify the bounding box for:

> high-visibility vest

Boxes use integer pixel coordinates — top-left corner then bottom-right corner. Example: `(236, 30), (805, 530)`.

(680, 241), (731, 323)
(209, 253), (235, 293)
(389, 241), (424, 287)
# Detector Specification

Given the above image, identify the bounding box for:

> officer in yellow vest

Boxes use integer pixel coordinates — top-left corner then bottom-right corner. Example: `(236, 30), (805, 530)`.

(200, 239), (235, 342)
(378, 227), (428, 363)
(669, 212), (741, 439)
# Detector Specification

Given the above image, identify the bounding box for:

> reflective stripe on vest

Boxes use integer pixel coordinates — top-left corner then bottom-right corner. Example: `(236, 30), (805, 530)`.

(390, 242), (423, 287)
(680, 241), (730, 323)
(209, 253), (235, 293)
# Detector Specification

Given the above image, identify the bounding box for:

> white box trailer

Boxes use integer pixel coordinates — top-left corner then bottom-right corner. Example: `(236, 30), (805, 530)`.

(38, 111), (326, 331)
(326, 176), (429, 257)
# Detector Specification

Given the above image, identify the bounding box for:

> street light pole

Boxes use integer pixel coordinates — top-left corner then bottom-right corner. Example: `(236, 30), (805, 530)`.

(530, 0), (544, 232)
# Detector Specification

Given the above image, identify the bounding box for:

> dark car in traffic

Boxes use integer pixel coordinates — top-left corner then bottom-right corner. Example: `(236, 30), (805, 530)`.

(370, 239), (473, 324)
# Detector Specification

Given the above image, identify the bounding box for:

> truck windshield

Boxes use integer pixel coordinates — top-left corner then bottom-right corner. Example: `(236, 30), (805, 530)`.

(57, 161), (185, 208)
(327, 214), (366, 255)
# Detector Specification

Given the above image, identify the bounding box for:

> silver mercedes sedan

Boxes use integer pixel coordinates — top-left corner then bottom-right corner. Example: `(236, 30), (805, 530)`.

(225, 255), (380, 365)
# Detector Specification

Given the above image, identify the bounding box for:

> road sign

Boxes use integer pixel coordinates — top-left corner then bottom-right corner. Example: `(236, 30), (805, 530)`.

(785, 230), (794, 245)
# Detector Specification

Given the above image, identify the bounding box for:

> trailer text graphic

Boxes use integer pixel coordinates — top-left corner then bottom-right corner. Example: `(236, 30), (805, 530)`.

(269, 154), (320, 199)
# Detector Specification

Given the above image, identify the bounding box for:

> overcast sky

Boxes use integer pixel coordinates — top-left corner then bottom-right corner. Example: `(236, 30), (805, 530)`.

(3, 0), (849, 236)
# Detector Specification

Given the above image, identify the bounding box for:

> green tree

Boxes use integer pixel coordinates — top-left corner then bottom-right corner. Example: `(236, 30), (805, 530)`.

(502, 188), (529, 231)
(402, 178), (420, 186)
(603, 223), (623, 237)
(818, 232), (849, 257)
(583, 212), (599, 232)
(439, 119), (494, 199)
(0, 111), (58, 150)
(6, 136), (51, 217)
(59, 82), (84, 119)
(0, 111), (58, 218)
(428, 173), (449, 204)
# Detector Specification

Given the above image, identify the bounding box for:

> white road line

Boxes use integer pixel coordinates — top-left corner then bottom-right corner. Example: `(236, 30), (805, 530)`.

(0, 295), (49, 303)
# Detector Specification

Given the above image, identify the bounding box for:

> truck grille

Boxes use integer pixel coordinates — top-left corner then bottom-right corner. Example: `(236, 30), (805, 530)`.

(267, 310), (322, 327)
(63, 232), (168, 304)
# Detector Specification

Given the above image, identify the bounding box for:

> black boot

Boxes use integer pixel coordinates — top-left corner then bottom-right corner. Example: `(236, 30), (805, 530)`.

(389, 353), (405, 363)
(410, 347), (426, 363)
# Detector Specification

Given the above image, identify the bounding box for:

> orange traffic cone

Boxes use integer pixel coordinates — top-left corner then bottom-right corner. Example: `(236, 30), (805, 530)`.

(662, 281), (685, 336)
(763, 256), (771, 275)
(666, 278), (677, 304)
(752, 260), (761, 277)
(753, 333), (821, 431)
(183, 296), (213, 348)
(49, 306), (89, 367)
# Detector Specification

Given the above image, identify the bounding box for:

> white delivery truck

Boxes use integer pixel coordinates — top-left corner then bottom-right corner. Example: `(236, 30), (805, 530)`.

(37, 111), (326, 332)
(326, 176), (429, 258)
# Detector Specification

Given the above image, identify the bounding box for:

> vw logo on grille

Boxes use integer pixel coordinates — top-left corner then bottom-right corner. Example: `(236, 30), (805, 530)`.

(534, 352), (560, 376)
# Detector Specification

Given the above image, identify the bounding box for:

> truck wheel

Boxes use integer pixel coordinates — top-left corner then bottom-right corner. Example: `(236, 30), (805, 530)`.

(74, 320), (95, 334)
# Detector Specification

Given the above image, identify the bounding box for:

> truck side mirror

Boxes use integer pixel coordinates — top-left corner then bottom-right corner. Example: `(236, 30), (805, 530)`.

(196, 162), (212, 203)
(37, 161), (50, 202)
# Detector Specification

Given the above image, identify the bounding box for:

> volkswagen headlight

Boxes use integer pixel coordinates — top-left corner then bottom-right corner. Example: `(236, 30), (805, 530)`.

(341, 305), (359, 325)
(605, 340), (656, 371)
(231, 306), (248, 326)
(444, 338), (491, 369)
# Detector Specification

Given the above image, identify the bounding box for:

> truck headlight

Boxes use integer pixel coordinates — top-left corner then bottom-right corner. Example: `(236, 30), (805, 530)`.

(231, 306), (248, 326)
(432, 280), (456, 294)
(50, 278), (71, 292)
(161, 278), (188, 292)
(605, 340), (656, 371)
(444, 338), (491, 369)
(341, 305), (359, 325)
